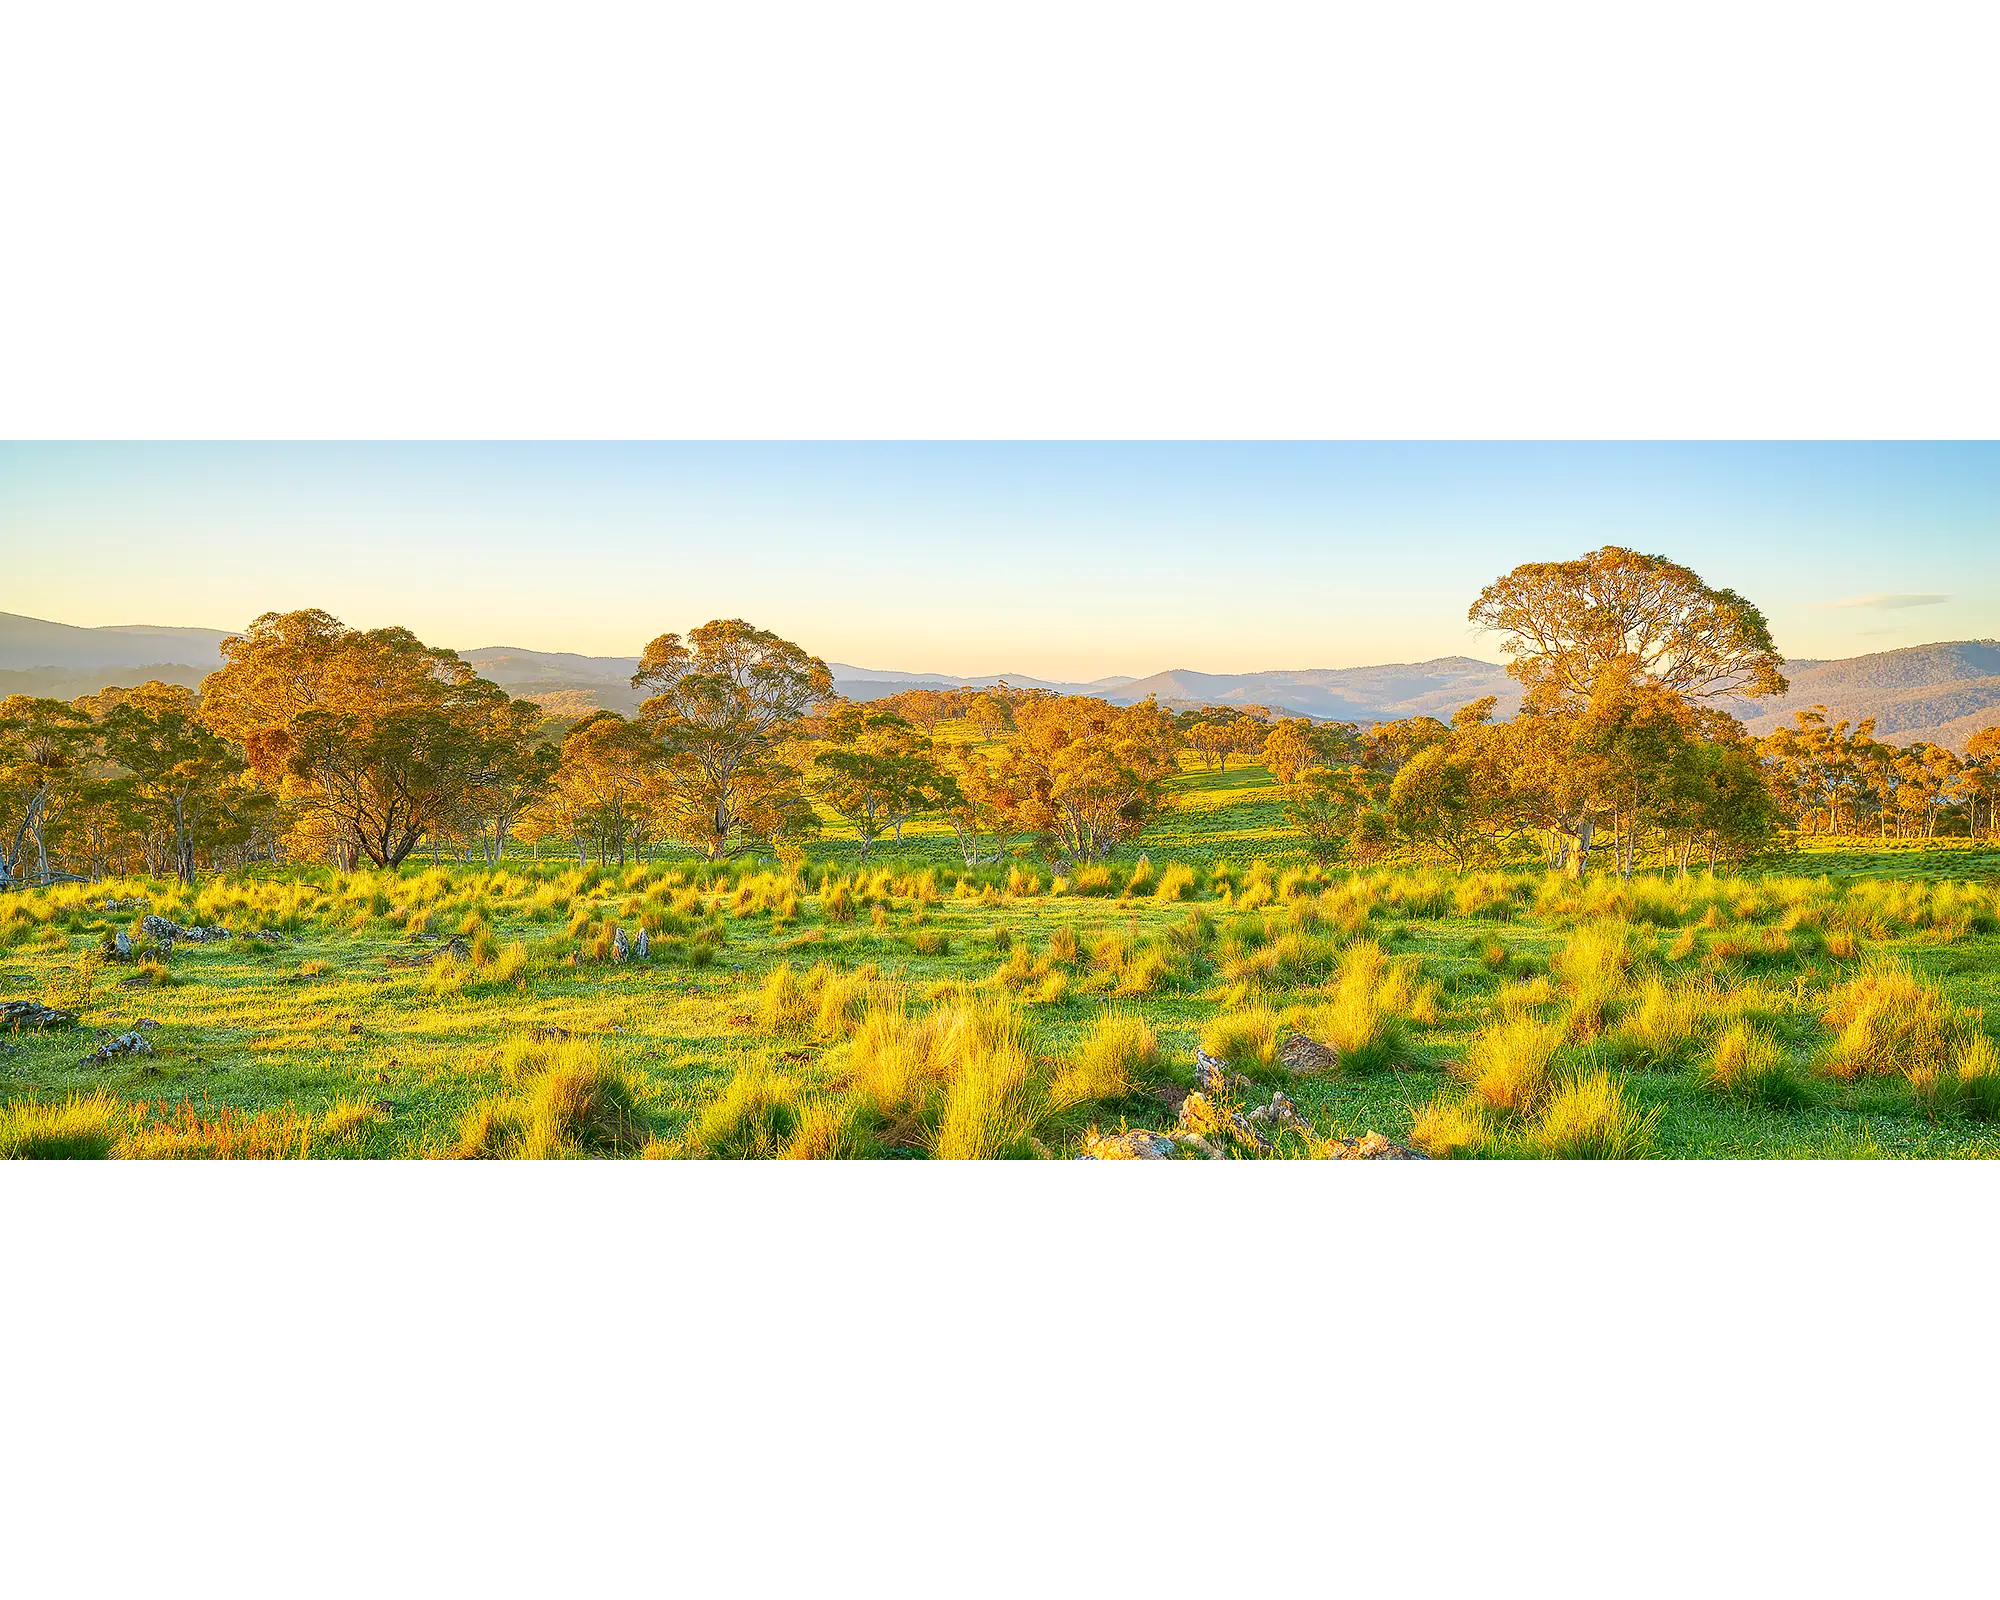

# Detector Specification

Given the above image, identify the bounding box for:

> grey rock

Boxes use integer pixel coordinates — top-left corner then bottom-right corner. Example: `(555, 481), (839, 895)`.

(82, 1032), (154, 1066)
(1278, 1032), (1341, 1076)
(1084, 1128), (1179, 1160)
(612, 926), (630, 963)
(113, 929), (133, 960)
(1, 1000), (79, 1031)
(634, 929), (650, 960)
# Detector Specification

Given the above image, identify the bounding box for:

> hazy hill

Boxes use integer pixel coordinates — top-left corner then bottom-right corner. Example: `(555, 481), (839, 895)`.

(1730, 641), (2000, 750)
(5, 611), (1996, 748)
(0, 612), (234, 672)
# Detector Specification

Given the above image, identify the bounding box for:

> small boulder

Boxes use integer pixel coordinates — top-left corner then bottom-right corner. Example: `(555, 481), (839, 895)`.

(82, 1032), (154, 1067)
(1332, 1131), (1428, 1161)
(634, 929), (650, 960)
(612, 926), (630, 963)
(113, 929), (134, 961)
(1193, 1048), (1232, 1096)
(533, 1025), (572, 1043)
(1278, 1032), (1341, 1076)
(1, 1000), (79, 1031)
(1084, 1128), (1179, 1160)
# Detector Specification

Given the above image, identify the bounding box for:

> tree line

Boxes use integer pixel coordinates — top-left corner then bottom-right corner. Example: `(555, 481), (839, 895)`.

(3, 549), (1996, 889)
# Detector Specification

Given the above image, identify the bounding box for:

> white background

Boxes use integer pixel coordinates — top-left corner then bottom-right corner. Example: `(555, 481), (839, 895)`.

(4, 2), (1998, 1594)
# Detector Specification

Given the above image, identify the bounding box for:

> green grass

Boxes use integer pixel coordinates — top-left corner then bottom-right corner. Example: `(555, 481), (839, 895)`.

(2, 763), (1997, 1158)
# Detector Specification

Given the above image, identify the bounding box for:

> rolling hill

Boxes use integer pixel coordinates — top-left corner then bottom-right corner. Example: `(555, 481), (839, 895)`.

(4, 611), (1997, 748)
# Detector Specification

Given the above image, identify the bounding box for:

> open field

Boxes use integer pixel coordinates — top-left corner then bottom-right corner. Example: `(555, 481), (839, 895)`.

(3, 761), (1998, 1160)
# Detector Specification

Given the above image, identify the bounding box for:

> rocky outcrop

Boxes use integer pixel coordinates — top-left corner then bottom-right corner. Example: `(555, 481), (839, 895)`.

(141, 914), (232, 944)
(81, 1032), (154, 1066)
(1, 1000), (79, 1031)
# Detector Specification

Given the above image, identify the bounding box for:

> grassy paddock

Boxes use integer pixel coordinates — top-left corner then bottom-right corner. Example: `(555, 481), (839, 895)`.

(2, 764), (1997, 1159)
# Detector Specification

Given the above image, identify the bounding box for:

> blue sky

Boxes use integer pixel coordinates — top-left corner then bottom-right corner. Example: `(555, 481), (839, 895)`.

(2, 442), (1994, 678)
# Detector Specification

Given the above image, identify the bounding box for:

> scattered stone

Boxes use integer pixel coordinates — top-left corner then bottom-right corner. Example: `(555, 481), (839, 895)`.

(135, 1018), (160, 1030)
(113, 929), (133, 961)
(141, 914), (232, 944)
(1193, 1048), (1231, 1096)
(1082, 1128), (1178, 1160)
(248, 929), (287, 943)
(100, 897), (148, 912)
(1, 1001), (79, 1031)
(634, 929), (650, 960)
(1278, 1032), (1341, 1076)
(1325, 1131), (1428, 1161)
(81, 1032), (154, 1067)
(533, 1025), (572, 1042)
(345, 1022), (363, 1034)
(612, 925), (630, 963)
(372, 1098), (394, 1115)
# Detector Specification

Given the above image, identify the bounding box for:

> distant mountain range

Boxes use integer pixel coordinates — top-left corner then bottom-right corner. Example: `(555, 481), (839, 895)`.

(4, 611), (1997, 750)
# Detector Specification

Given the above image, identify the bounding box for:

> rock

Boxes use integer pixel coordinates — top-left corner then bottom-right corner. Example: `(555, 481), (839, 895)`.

(533, 1025), (572, 1042)
(1278, 1032), (1341, 1075)
(113, 929), (133, 960)
(634, 929), (650, 960)
(372, 1098), (394, 1115)
(612, 926), (630, 963)
(1, 1000), (79, 1031)
(249, 929), (287, 943)
(135, 1018), (160, 1030)
(141, 914), (232, 944)
(1084, 1128), (1179, 1160)
(81, 1031), (154, 1066)
(1328, 1131), (1429, 1161)
(1193, 1048), (1233, 1096)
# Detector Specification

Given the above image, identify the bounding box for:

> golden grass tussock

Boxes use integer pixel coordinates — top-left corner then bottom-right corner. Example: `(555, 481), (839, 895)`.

(1461, 1016), (1567, 1116)
(1515, 1072), (1660, 1159)
(1695, 1021), (1812, 1108)
(1199, 1006), (1281, 1070)
(1819, 960), (1978, 1085)
(1050, 1012), (1158, 1109)
(1408, 1095), (1490, 1159)
(0, 1091), (122, 1159)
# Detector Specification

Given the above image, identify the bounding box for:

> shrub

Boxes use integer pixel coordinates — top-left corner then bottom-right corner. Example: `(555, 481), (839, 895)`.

(758, 963), (814, 1033)
(519, 1055), (648, 1157)
(681, 1060), (807, 1158)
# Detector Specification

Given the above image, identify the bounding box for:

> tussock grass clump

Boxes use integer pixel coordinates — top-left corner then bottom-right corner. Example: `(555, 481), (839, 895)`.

(0, 1092), (121, 1159)
(1819, 961), (1978, 1085)
(1697, 1022), (1812, 1108)
(1047, 926), (1080, 967)
(681, 1059), (810, 1158)
(1292, 941), (1431, 1074)
(1515, 1072), (1659, 1159)
(1604, 976), (1708, 1070)
(1408, 1095), (1490, 1159)
(519, 1055), (648, 1157)
(1050, 1012), (1158, 1108)
(1461, 1017), (1567, 1115)
(1153, 863), (1197, 903)
(1200, 1006), (1280, 1070)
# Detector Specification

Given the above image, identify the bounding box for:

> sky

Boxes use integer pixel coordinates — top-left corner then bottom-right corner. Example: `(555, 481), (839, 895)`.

(2, 442), (1995, 679)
